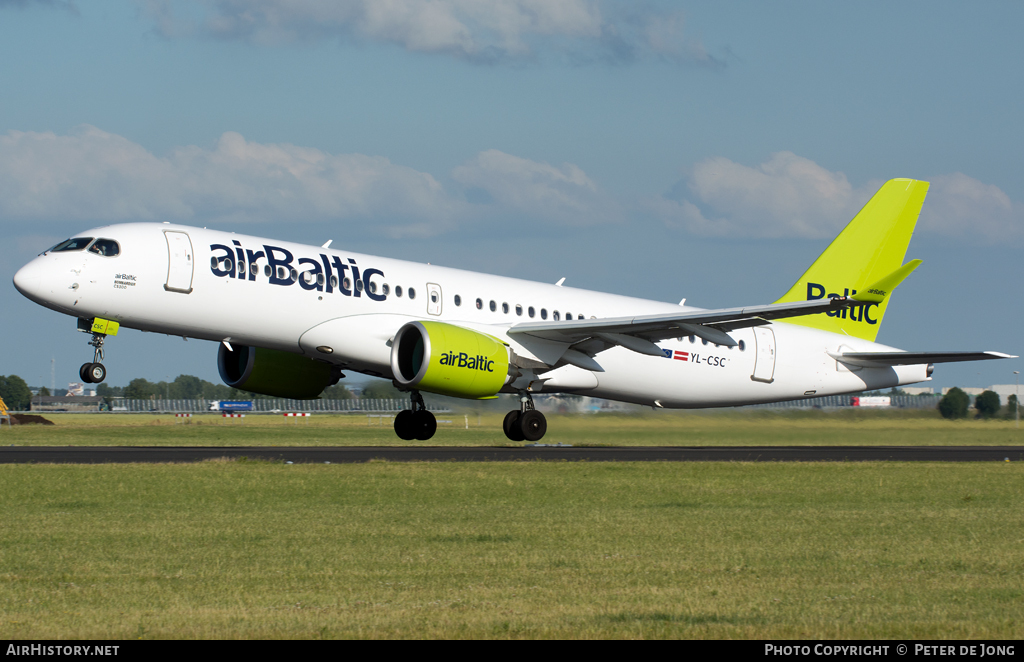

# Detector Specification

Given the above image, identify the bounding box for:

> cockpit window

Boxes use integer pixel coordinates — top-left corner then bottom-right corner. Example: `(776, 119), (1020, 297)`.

(51, 237), (94, 253)
(88, 239), (120, 257)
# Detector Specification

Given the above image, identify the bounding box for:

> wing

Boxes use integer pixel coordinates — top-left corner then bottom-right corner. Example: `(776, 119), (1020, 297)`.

(508, 297), (855, 351)
(828, 351), (1016, 368)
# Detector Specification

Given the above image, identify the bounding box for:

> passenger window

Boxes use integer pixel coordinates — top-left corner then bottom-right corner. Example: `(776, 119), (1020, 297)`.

(408, 287), (416, 300)
(52, 238), (94, 253)
(88, 239), (120, 257)
(540, 308), (548, 320)
(553, 311), (560, 321)
(489, 300), (496, 312)
(382, 284), (389, 295)
(565, 312), (571, 320)
(343, 277), (351, 290)
(454, 294), (462, 306)
(516, 305), (523, 316)
(368, 281), (376, 294)
(265, 265), (272, 278)
(355, 279), (363, 292)
(395, 285), (403, 297)
(251, 263), (258, 276)
(211, 257), (219, 269)
(317, 273), (325, 286)
(330, 276), (338, 288)
(528, 307), (535, 318)
(502, 302), (509, 314)
(476, 298), (483, 309)
(738, 340), (746, 351)
(431, 292), (438, 303)
(289, 268), (298, 282)
(689, 336), (696, 343)
(579, 315), (584, 320)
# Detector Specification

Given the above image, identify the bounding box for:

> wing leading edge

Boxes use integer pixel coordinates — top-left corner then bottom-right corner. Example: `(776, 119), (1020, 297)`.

(508, 297), (856, 354)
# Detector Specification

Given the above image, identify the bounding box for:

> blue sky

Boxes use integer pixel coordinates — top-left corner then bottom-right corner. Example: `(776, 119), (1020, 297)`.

(1, 0), (1021, 394)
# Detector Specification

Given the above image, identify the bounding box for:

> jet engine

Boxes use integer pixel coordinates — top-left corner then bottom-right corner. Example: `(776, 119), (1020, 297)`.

(391, 321), (512, 399)
(218, 343), (338, 399)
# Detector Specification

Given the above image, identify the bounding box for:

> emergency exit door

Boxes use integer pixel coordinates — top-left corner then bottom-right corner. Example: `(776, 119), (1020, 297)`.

(426, 283), (442, 315)
(164, 231), (194, 294)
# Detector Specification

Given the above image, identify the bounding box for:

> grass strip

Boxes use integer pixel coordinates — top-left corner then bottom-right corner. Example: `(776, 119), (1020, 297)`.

(1, 461), (1022, 639)
(2, 410), (1023, 447)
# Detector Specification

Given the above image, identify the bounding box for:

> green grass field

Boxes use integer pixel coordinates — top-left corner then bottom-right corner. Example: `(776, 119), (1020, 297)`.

(2, 412), (1022, 639)
(3, 409), (1023, 447)
(1, 461), (1022, 639)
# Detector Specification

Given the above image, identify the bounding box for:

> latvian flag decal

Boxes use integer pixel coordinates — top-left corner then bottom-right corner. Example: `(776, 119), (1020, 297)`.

(661, 348), (689, 361)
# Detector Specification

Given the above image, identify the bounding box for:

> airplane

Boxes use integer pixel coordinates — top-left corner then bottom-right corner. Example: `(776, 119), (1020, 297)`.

(12, 178), (1014, 442)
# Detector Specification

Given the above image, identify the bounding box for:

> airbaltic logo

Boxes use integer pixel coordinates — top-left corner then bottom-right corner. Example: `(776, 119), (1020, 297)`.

(208, 240), (386, 301)
(806, 283), (879, 324)
(439, 351), (495, 372)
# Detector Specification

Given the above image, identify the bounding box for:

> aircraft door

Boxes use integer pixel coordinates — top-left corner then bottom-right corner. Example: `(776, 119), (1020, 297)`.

(750, 326), (776, 383)
(426, 283), (442, 316)
(164, 231), (194, 294)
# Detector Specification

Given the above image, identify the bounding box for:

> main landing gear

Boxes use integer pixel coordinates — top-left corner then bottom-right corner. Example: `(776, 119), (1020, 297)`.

(394, 390), (437, 441)
(79, 331), (107, 384)
(503, 391), (547, 442)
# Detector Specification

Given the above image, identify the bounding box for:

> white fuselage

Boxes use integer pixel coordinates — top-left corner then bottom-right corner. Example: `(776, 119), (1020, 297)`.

(13, 223), (929, 406)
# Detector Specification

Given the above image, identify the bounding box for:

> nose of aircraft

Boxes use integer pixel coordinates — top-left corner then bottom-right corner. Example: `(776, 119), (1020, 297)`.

(13, 257), (50, 304)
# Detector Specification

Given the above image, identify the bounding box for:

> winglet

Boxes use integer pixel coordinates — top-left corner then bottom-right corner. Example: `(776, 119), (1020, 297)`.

(852, 259), (923, 304)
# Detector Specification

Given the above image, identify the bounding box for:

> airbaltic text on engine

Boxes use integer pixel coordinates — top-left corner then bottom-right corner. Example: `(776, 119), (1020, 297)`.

(208, 241), (386, 300)
(439, 352), (495, 372)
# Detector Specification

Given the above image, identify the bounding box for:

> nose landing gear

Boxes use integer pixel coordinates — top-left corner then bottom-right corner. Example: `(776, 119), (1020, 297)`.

(77, 320), (110, 384)
(394, 390), (436, 441)
(503, 391), (547, 442)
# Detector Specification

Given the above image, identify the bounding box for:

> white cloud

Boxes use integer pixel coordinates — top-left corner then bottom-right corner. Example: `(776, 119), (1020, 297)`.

(652, 152), (1024, 243)
(138, 0), (717, 65)
(453, 148), (614, 224)
(0, 125), (460, 236)
(0, 126), (614, 237)
(920, 172), (1022, 243)
(651, 152), (875, 238)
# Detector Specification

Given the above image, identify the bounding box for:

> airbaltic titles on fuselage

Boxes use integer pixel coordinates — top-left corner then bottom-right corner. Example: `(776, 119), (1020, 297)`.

(208, 240), (386, 301)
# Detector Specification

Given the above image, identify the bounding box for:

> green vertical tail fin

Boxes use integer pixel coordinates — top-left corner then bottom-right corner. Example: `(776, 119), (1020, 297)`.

(774, 178), (929, 342)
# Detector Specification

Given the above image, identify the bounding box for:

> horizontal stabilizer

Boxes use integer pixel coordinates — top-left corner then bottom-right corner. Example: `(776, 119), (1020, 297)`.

(828, 350), (1016, 368)
(852, 259), (922, 304)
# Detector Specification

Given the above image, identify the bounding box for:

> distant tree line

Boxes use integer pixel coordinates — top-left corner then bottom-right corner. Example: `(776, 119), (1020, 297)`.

(0, 375), (33, 411)
(938, 387), (1019, 420)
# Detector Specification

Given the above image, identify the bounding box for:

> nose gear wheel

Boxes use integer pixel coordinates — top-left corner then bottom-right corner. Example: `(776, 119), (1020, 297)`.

(79, 328), (108, 384)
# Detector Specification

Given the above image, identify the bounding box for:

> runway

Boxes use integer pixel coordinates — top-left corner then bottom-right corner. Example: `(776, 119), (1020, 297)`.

(2, 446), (1023, 464)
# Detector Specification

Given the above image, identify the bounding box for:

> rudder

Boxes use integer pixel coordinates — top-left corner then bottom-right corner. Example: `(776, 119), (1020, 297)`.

(774, 178), (929, 342)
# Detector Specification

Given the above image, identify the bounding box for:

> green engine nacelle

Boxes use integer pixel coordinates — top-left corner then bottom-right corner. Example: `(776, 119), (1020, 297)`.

(218, 344), (337, 399)
(390, 321), (511, 399)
